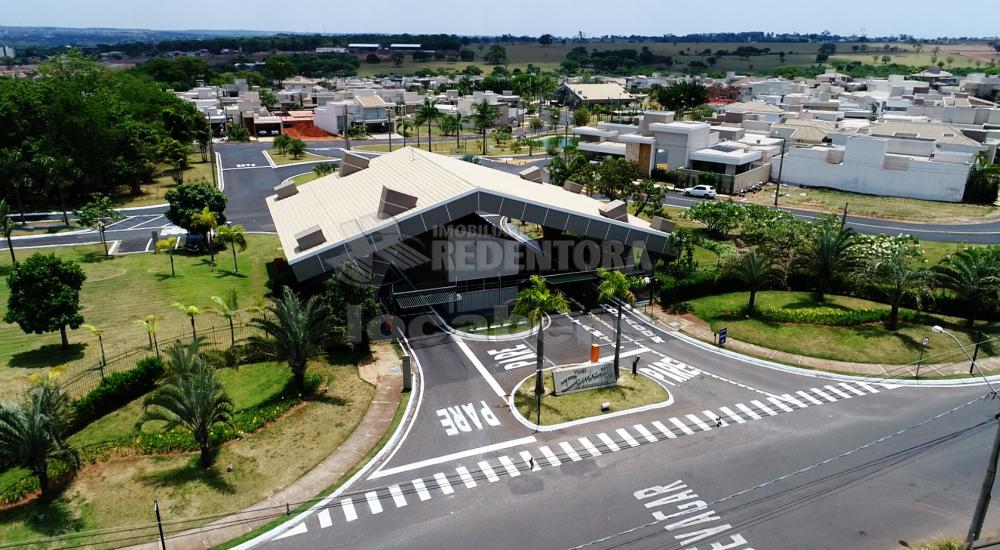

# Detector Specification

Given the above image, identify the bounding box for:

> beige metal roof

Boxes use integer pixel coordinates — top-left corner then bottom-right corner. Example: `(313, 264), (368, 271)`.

(773, 119), (836, 144)
(355, 95), (388, 108)
(565, 83), (633, 102)
(866, 120), (979, 146)
(725, 101), (786, 114)
(267, 147), (657, 266)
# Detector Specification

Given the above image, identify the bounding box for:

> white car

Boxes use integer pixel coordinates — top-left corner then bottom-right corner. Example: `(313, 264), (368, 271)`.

(683, 184), (717, 199)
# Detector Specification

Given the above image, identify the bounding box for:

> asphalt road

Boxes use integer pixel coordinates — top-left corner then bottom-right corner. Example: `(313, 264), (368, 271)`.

(250, 302), (1000, 550)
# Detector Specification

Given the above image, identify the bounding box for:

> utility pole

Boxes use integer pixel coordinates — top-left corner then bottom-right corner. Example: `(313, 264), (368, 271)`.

(971, 333), (983, 375)
(841, 202), (849, 229)
(964, 411), (1000, 550)
(773, 137), (786, 207)
(154, 500), (166, 550)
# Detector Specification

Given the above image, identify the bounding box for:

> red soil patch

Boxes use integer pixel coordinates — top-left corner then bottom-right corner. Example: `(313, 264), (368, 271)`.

(283, 121), (339, 141)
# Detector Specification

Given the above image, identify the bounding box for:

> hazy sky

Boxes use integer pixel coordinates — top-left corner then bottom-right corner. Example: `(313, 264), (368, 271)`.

(5, 0), (997, 38)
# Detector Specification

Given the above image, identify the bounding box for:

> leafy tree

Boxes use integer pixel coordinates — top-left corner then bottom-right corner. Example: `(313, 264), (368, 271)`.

(596, 157), (642, 201)
(471, 100), (501, 155)
(631, 179), (666, 218)
(165, 182), (228, 234)
(320, 265), (380, 343)
(264, 56), (296, 86)
(391, 52), (405, 67)
(572, 107), (591, 127)
(258, 88), (277, 108)
(655, 81), (709, 117)
(529, 116), (544, 133)
(155, 236), (178, 276)
(414, 99), (440, 153)
(249, 287), (331, 392)
(215, 223), (247, 273)
(933, 247), (1000, 328)
(538, 34), (554, 47)
(313, 163), (335, 177)
(437, 113), (459, 137)
(490, 128), (512, 146)
(191, 207), (219, 266)
(684, 200), (744, 237)
(366, 53), (381, 64)
(597, 269), (643, 379)
(140, 360), (233, 468)
(964, 152), (1000, 204)
(0, 383), (78, 500)
(136, 315), (161, 353)
(855, 246), (932, 330)
(0, 199), (15, 264)
(287, 138), (307, 159)
(722, 248), (782, 313)
(798, 219), (856, 302)
(227, 124), (250, 142)
(483, 45), (509, 65)
(512, 275), (568, 424)
(4, 253), (86, 348)
(0, 148), (29, 224)
(273, 134), (291, 155)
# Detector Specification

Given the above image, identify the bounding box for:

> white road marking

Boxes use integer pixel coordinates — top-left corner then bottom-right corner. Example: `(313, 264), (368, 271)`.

(456, 466), (477, 488)
(651, 420), (677, 438)
(365, 491), (383, 514)
(735, 403), (762, 420)
(388, 485), (407, 508)
(797, 390), (825, 405)
(560, 441), (583, 462)
(478, 460), (500, 482)
(616, 428), (641, 447)
(520, 450), (541, 471)
(811, 387), (838, 402)
(669, 417), (696, 435)
(578, 437), (603, 456)
(825, 385), (853, 399)
(839, 382), (867, 396)
(370, 436), (536, 479)
(434, 472), (454, 495)
(452, 336), (508, 399)
(767, 396), (796, 412)
(539, 445), (561, 466)
(498, 455), (521, 477)
(751, 399), (778, 416)
(412, 478), (431, 501)
(703, 410), (727, 427)
(317, 508), (332, 528)
(597, 432), (621, 452)
(855, 381), (880, 393)
(639, 367), (673, 385)
(685, 414), (712, 431)
(633, 424), (658, 442)
(780, 394), (809, 408)
(273, 522), (308, 540)
(719, 406), (745, 424)
(341, 498), (358, 522)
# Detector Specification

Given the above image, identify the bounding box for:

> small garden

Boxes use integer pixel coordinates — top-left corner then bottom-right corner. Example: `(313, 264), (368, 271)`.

(514, 370), (669, 426)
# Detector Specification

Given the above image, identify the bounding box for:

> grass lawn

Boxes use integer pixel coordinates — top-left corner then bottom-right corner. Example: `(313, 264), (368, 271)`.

(756, 184), (1000, 223)
(919, 241), (982, 265)
(356, 134), (559, 157)
(292, 171), (322, 186)
(686, 291), (1000, 365)
(0, 234), (285, 401)
(514, 371), (668, 426)
(112, 153), (214, 209)
(269, 150), (335, 166)
(9, 221), (83, 237)
(0, 358), (373, 548)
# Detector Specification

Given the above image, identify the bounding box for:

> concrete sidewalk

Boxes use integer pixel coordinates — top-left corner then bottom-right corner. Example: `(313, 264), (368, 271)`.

(649, 303), (999, 379)
(127, 349), (404, 550)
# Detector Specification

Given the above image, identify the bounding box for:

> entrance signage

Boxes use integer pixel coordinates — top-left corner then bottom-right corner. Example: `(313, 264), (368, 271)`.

(553, 361), (617, 395)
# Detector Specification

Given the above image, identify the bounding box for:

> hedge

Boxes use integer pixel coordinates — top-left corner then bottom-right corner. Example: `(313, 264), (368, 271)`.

(70, 356), (165, 433)
(754, 305), (935, 327)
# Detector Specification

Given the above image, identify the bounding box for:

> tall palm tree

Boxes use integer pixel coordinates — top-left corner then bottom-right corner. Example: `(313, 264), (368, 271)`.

(855, 247), (933, 330)
(210, 289), (241, 347)
(162, 337), (206, 380)
(140, 361), (233, 468)
(249, 287), (331, 392)
(471, 99), (501, 156)
(512, 275), (568, 425)
(191, 207), (219, 268)
(415, 99), (440, 153)
(933, 247), (1000, 328)
(0, 199), (15, 264)
(215, 224), (247, 273)
(454, 113), (465, 152)
(0, 383), (78, 500)
(136, 315), (161, 355)
(798, 220), (856, 302)
(155, 236), (177, 276)
(597, 269), (644, 379)
(171, 302), (202, 338)
(397, 119), (412, 148)
(723, 248), (783, 314)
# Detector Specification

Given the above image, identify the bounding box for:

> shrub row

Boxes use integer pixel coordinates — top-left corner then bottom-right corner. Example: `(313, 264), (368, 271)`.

(69, 356), (165, 433)
(754, 306), (933, 327)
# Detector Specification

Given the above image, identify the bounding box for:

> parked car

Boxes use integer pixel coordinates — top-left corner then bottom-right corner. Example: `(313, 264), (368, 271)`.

(683, 184), (717, 199)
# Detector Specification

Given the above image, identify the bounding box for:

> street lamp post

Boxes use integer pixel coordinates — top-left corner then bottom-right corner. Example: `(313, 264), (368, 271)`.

(773, 137), (786, 207)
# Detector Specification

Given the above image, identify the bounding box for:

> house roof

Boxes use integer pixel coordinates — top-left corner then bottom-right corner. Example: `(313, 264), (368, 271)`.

(772, 119), (836, 144)
(865, 120), (979, 146)
(355, 95), (388, 108)
(564, 83), (633, 102)
(725, 101), (786, 114)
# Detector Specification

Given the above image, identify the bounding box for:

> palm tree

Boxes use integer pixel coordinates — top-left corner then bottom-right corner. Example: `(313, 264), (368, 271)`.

(471, 99), (501, 155)
(287, 139), (307, 159)
(415, 99), (440, 153)
(215, 224), (247, 273)
(81, 324), (108, 375)
(171, 302), (202, 338)
(798, 220), (856, 302)
(0, 148), (28, 224)
(454, 113), (465, 152)
(723, 248), (783, 314)
(0, 199), (15, 265)
(397, 119), (412, 148)
(273, 134), (291, 155)
(933, 247), (1000, 328)
(512, 275), (568, 425)
(191, 207), (219, 269)
(596, 269), (644, 379)
(855, 247), (932, 330)
(140, 361), (233, 468)
(210, 289), (241, 347)
(162, 338), (206, 380)
(0, 383), (78, 500)
(249, 287), (331, 392)
(136, 315), (161, 356)
(155, 236), (177, 276)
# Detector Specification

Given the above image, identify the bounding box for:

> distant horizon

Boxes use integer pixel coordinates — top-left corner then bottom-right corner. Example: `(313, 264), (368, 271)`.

(3, 0), (998, 40)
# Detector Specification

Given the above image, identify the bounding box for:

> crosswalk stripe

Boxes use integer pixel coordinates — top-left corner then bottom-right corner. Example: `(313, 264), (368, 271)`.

(839, 382), (867, 396)
(735, 402), (762, 420)
(718, 406), (745, 424)
(633, 424), (658, 442)
(341, 498), (358, 522)
(670, 417), (697, 435)
(811, 387), (838, 402)
(498, 455), (521, 477)
(365, 491), (383, 514)
(521, 450), (541, 471)
(539, 445), (562, 466)
(478, 460), (500, 482)
(654, 365), (690, 383)
(825, 385), (853, 399)
(434, 472), (455, 495)
(703, 410), (726, 427)
(597, 432), (622, 451)
(579, 437), (602, 456)
(796, 390), (824, 405)
(639, 368), (673, 385)
(456, 466), (477, 488)
(651, 420), (677, 438)
(855, 381), (880, 393)
(780, 394), (808, 408)
(686, 414), (712, 431)
(616, 428), (641, 447)
(318, 508), (332, 528)
(388, 485), (407, 508)
(751, 399), (778, 416)
(560, 441), (583, 461)
(412, 478), (432, 501)
(767, 396), (795, 412)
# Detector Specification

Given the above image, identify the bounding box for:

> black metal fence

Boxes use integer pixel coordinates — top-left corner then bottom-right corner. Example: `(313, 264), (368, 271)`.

(58, 322), (264, 398)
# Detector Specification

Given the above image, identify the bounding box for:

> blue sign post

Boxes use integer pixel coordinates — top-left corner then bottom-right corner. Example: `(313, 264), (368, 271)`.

(718, 327), (728, 346)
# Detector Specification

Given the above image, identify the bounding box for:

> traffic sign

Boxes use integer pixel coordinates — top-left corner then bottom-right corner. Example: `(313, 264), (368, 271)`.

(718, 327), (728, 346)
(921, 337), (929, 347)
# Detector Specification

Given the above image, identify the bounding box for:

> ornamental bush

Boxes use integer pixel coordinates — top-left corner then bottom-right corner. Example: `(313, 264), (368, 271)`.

(70, 356), (165, 433)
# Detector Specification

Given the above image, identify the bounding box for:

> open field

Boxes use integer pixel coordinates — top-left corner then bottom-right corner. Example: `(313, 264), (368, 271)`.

(0, 235), (284, 400)
(0, 359), (373, 548)
(514, 370), (668, 425)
